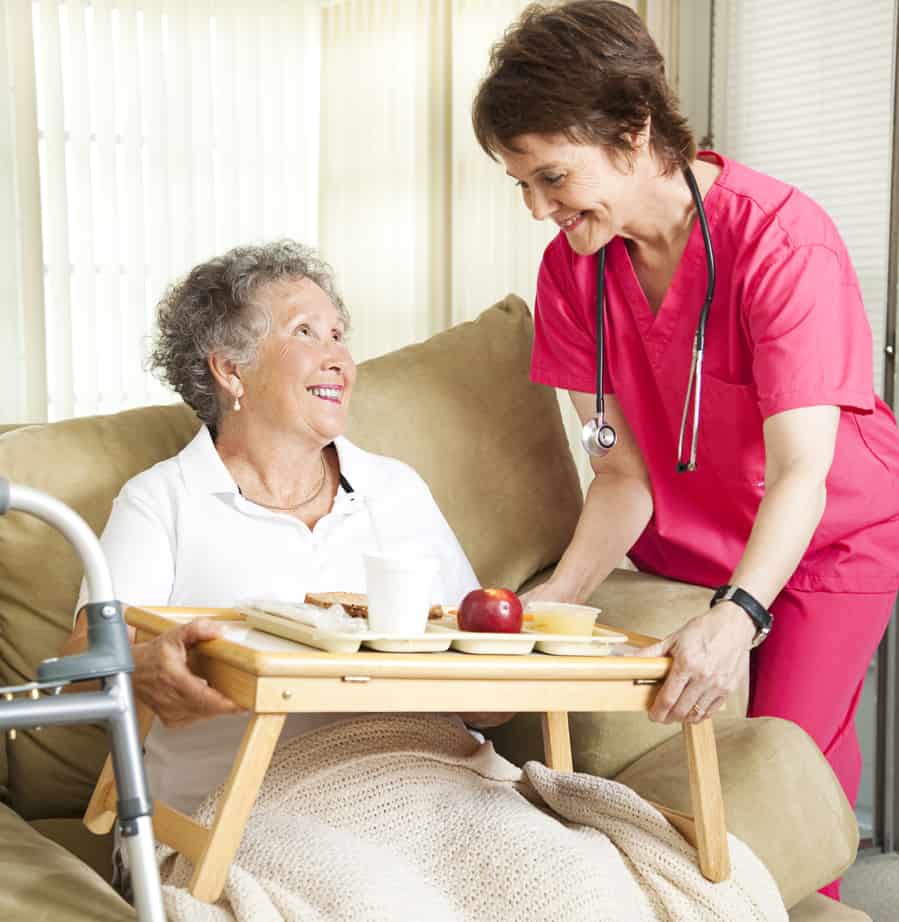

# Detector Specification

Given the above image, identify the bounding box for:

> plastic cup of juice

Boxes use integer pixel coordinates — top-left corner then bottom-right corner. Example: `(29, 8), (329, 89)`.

(524, 601), (600, 635)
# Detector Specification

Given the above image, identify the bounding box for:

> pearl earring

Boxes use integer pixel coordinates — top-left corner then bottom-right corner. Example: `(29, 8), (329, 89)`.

(233, 395), (241, 412)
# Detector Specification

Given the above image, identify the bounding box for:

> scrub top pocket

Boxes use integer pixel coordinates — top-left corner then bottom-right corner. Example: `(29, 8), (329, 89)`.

(699, 374), (767, 488)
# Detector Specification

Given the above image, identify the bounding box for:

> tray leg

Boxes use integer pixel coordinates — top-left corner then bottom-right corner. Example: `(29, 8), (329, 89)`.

(684, 719), (731, 882)
(541, 711), (573, 772)
(188, 713), (286, 902)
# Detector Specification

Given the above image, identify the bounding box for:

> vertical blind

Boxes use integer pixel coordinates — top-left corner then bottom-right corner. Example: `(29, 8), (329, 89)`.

(18, 0), (321, 421)
(4, 0), (678, 453)
(712, 0), (897, 398)
(319, 0), (449, 365)
(0, 1), (45, 423)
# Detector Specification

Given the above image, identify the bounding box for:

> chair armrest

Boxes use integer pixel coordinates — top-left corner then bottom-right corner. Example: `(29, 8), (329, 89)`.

(614, 716), (858, 910)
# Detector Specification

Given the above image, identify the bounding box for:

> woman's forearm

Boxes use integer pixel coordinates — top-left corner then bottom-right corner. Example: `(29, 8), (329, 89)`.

(547, 471), (653, 603)
(729, 470), (827, 607)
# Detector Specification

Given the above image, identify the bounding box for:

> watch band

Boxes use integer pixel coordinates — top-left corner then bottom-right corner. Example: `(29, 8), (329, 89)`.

(710, 585), (773, 648)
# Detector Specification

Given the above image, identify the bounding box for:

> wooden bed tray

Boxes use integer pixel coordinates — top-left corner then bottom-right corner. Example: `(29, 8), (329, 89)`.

(84, 606), (731, 902)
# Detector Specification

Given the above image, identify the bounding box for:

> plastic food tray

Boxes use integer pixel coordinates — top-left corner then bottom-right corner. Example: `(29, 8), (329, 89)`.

(240, 609), (453, 653)
(241, 606), (628, 656)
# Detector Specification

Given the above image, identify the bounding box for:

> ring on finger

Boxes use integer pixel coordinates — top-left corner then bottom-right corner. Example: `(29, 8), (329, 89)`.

(689, 703), (704, 718)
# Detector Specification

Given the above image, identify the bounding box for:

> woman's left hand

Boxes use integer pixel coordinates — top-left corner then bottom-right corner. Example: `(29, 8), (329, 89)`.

(639, 602), (755, 724)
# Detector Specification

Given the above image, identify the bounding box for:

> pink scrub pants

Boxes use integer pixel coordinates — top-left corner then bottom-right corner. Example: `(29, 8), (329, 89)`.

(748, 588), (896, 901)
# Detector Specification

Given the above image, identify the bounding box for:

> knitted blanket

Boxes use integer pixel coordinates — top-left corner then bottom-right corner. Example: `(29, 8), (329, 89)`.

(159, 714), (786, 922)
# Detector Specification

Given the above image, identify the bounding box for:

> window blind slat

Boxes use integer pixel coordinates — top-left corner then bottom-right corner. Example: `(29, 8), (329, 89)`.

(257, 3), (280, 237)
(234, 1), (259, 243)
(38, 0), (74, 420)
(0, 1), (23, 419)
(211, 0), (236, 254)
(0, 1), (46, 421)
(90, 0), (122, 415)
(140, 0), (168, 404)
(188, 0), (213, 264)
(162, 0), (190, 279)
(62, 0), (99, 421)
(298, 1), (320, 245)
(115, 0), (148, 409)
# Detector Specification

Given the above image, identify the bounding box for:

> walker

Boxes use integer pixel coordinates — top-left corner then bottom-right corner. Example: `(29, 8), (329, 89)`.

(0, 478), (165, 922)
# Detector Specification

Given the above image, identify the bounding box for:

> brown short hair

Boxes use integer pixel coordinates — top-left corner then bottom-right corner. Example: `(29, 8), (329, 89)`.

(472, 1), (695, 175)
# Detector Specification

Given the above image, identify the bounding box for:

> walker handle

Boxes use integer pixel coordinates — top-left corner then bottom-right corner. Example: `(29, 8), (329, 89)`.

(0, 478), (133, 684)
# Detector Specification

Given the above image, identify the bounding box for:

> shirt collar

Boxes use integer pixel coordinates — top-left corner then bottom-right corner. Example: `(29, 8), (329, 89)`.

(178, 426), (239, 496)
(178, 426), (368, 503)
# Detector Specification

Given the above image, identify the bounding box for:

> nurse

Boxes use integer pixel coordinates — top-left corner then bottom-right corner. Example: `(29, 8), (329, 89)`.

(472, 0), (899, 900)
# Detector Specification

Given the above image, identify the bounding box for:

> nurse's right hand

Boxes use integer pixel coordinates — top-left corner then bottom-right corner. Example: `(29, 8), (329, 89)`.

(639, 604), (754, 724)
(131, 620), (244, 728)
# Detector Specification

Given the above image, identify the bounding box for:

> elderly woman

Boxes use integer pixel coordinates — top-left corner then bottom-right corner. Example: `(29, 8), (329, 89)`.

(60, 241), (787, 921)
(472, 0), (899, 902)
(64, 240), (481, 816)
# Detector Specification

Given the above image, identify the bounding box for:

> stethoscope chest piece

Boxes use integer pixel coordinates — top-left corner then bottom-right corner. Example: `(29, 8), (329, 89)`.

(581, 415), (618, 457)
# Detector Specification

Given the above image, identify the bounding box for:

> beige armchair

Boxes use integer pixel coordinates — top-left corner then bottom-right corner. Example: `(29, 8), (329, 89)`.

(0, 297), (868, 921)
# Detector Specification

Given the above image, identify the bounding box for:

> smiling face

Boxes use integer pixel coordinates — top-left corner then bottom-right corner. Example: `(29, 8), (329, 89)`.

(238, 276), (355, 446)
(499, 133), (646, 256)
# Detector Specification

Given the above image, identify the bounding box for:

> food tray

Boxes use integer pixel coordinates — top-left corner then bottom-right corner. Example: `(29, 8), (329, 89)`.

(241, 609), (454, 653)
(429, 620), (628, 656)
(532, 625), (629, 656)
(426, 622), (536, 655)
(241, 607), (630, 657)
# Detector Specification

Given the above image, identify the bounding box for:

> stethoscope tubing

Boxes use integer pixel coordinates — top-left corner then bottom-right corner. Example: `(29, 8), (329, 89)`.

(591, 165), (716, 471)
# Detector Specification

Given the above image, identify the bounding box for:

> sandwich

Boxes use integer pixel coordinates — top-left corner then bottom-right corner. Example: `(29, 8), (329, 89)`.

(304, 591), (453, 621)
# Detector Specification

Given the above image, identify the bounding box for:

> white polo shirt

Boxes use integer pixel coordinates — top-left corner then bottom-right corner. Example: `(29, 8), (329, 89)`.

(78, 426), (479, 815)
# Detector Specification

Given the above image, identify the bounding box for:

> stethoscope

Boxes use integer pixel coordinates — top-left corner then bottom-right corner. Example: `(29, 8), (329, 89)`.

(580, 166), (716, 472)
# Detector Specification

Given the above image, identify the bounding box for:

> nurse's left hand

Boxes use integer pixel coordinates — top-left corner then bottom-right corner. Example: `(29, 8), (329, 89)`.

(639, 602), (755, 724)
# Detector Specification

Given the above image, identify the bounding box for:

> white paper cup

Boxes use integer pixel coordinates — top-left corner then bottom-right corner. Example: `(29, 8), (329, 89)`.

(364, 552), (440, 635)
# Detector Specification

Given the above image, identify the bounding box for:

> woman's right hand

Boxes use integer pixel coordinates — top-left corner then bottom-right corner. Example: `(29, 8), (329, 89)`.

(131, 620), (243, 728)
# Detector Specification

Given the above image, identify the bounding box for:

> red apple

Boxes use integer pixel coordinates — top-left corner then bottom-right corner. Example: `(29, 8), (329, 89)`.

(457, 588), (523, 633)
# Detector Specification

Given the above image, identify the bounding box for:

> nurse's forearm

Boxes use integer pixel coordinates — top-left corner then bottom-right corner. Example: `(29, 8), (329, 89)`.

(729, 471), (827, 608)
(546, 472), (653, 603)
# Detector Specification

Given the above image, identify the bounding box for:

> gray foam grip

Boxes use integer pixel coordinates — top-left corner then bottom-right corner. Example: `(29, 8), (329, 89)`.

(0, 478), (9, 515)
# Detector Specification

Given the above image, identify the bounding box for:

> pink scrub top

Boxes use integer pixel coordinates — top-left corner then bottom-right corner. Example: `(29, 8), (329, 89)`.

(531, 152), (899, 593)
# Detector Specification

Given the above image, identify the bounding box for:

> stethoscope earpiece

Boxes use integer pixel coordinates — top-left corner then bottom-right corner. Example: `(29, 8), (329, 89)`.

(581, 416), (618, 457)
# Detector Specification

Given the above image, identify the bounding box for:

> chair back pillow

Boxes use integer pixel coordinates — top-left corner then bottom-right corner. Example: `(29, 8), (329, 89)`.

(347, 295), (582, 591)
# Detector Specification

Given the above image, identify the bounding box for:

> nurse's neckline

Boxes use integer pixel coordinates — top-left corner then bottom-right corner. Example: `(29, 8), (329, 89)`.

(621, 154), (723, 315)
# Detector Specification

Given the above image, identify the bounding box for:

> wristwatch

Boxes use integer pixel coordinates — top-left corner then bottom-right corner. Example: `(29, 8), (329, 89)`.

(710, 585), (773, 648)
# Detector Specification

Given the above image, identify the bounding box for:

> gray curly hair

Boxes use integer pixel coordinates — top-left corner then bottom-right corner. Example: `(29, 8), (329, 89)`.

(148, 240), (350, 427)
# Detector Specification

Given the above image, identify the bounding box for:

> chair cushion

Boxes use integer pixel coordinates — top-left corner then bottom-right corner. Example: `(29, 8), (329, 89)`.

(0, 802), (133, 921)
(788, 893), (871, 922)
(615, 717), (859, 910)
(488, 567), (749, 779)
(0, 404), (200, 817)
(346, 294), (583, 591)
(30, 816), (115, 884)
